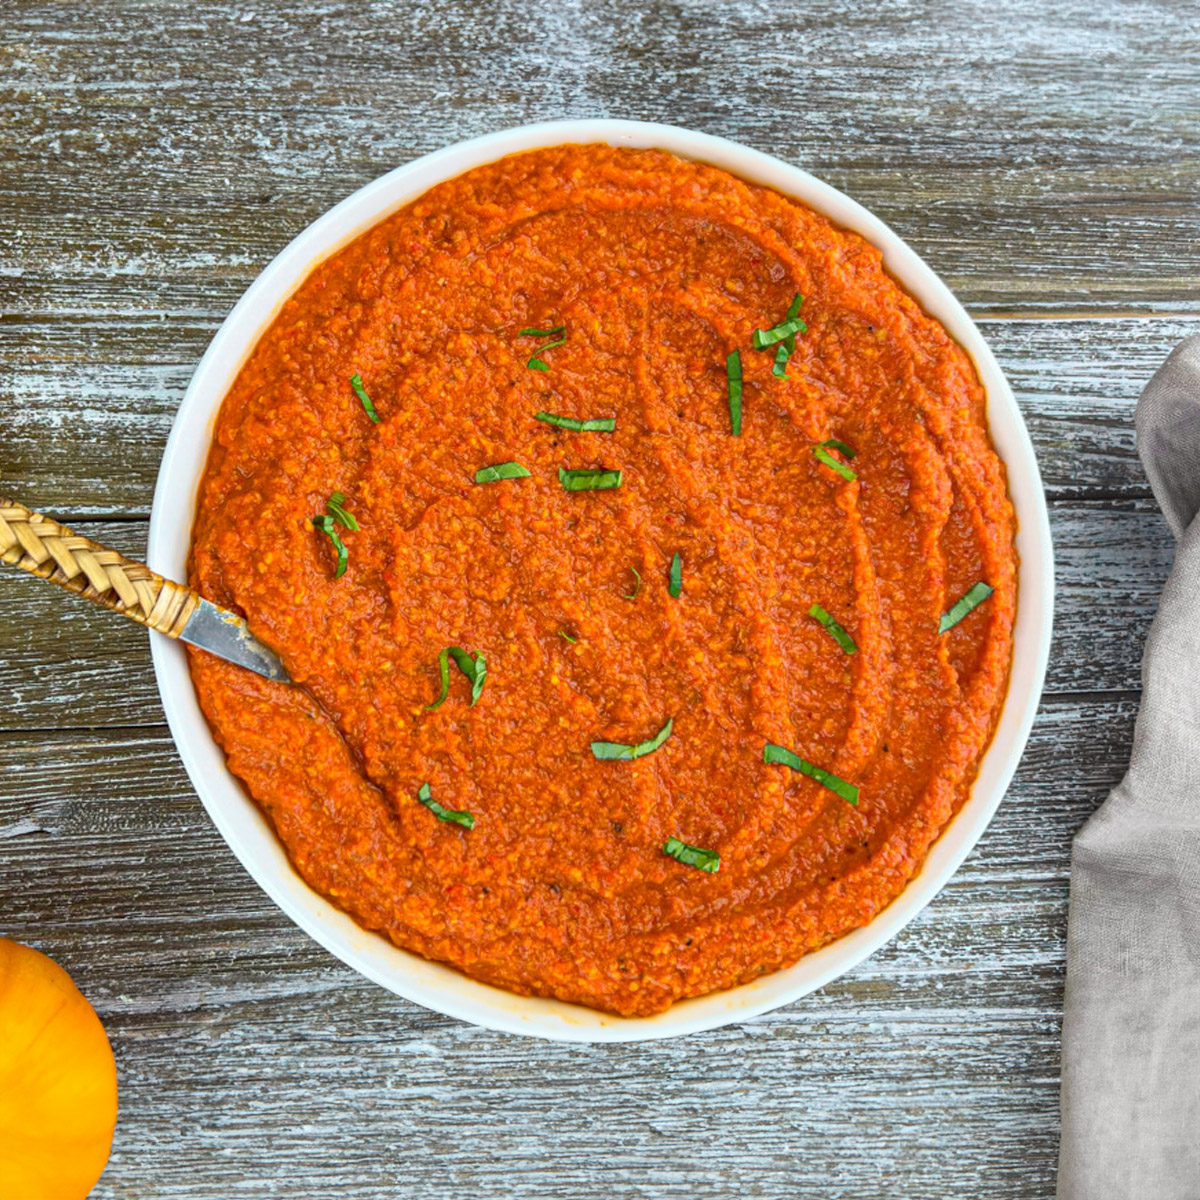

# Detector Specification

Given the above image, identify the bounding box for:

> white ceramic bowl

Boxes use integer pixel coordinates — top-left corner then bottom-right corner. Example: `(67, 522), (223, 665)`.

(149, 119), (1054, 1042)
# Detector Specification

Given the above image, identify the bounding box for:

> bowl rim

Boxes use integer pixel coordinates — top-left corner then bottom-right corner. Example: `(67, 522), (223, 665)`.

(148, 118), (1054, 1042)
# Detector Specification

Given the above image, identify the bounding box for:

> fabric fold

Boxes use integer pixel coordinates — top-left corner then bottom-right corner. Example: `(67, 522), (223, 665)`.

(1058, 334), (1200, 1200)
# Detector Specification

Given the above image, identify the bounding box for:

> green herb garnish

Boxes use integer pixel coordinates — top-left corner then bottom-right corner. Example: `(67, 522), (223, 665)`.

(559, 630), (578, 644)
(813, 440), (857, 482)
(662, 836), (720, 874)
(668, 552), (682, 598)
(349, 373), (380, 423)
(417, 782), (475, 830)
(938, 582), (994, 634)
(425, 646), (487, 709)
(425, 648), (452, 710)
(325, 490), (359, 531)
(312, 514), (349, 578)
(763, 743), (859, 806)
(623, 566), (642, 600)
(726, 349), (743, 436)
(809, 603), (857, 654)
(448, 646), (487, 705)
(772, 293), (804, 379)
(558, 467), (622, 491)
(591, 717), (674, 761)
(752, 311), (808, 350)
(475, 462), (531, 484)
(519, 325), (566, 372)
(535, 411), (616, 433)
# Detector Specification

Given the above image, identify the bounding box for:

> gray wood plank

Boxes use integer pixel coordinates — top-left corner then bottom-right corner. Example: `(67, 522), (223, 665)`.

(3, 314), (1195, 518)
(0, 521), (155, 731)
(1, 0), (1198, 526)
(3, 1), (1195, 1195)
(0, 500), (1175, 732)
(0, 693), (1129, 1200)
(2, 0), (1197, 322)
(985, 316), (1198, 502)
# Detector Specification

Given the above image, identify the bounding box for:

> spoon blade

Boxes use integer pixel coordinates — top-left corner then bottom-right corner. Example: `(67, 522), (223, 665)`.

(178, 598), (290, 683)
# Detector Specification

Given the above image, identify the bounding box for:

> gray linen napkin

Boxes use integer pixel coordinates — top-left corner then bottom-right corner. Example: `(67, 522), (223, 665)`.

(1058, 334), (1200, 1199)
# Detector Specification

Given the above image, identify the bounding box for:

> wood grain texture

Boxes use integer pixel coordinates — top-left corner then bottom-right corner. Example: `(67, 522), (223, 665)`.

(1, 0), (1197, 1196)
(0, 500), (1177, 732)
(5, 314), (1198, 518)
(2, 0), (1197, 323)
(0, 696), (1132, 1200)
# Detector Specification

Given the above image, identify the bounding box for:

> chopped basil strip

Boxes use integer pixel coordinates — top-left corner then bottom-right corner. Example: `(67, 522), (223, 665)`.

(425, 646), (486, 708)
(425, 648), (452, 710)
(726, 349), (743, 436)
(623, 566), (642, 601)
(558, 466), (622, 491)
(813, 445), (857, 482)
(668, 552), (682, 598)
(417, 782), (475, 830)
(752, 313), (808, 350)
(312, 514), (349, 578)
(349, 373), (380, 423)
(325, 491), (360, 531)
(809, 603), (858, 654)
(535, 411), (616, 433)
(663, 836), (720, 874)
(559, 630), (578, 644)
(518, 326), (566, 338)
(763, 743), (859, 806)
(591, 717), (674, 761)
(772, 293), (804, 379)
(519, 325), (566, 371)
(939, 581), (995, 634)
(446, 646), (487, 706)
(819, 438), (857, 460)
(475, 461), (531, 484)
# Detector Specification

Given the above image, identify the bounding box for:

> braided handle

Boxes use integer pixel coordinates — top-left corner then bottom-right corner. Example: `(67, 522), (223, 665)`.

(0, 495), (199, 638)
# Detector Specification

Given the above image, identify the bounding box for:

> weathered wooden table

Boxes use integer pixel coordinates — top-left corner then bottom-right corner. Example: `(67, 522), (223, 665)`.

(2, 3), (1197, 1196)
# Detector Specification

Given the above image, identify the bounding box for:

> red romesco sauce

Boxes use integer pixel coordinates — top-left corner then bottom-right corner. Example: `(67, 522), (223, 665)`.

(189, 144), (1017, 1017)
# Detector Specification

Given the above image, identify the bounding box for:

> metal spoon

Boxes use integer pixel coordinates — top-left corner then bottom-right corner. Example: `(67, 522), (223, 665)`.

(0, 493), (289, 683)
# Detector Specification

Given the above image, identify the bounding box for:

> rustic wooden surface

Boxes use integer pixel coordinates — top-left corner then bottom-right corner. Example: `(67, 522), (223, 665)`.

(1, 2), (1197, 1196)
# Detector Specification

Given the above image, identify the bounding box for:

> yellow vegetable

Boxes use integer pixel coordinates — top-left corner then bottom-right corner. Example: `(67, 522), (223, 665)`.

(0, 938), (117, 1200)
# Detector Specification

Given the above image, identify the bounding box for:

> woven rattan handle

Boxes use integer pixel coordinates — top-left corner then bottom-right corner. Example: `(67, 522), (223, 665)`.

(0, 495), (199, 638)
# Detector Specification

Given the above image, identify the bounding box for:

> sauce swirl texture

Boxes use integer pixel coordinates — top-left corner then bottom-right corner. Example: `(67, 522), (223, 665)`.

(189, 144), (1017, 1016)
